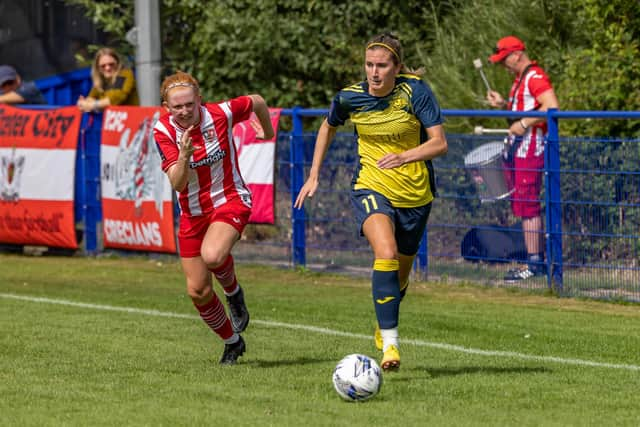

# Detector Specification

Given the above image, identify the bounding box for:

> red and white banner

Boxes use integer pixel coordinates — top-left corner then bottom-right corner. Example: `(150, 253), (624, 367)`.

(233, 107), (281, 224)
(100, 106), (176, 253)
(0, 105), (81, 248)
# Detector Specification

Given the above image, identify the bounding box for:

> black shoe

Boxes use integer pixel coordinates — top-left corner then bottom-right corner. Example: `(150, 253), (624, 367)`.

(226, 286), (250, 333)
(504, 266), (544, 282)
(219, 335), (246, 365)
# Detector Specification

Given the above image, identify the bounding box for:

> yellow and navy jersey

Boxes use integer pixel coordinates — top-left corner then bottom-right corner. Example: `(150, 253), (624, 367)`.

(327, 74), (444, 208)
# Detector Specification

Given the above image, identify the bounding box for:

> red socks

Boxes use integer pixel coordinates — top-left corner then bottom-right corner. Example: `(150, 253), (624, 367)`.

(210, 255), (239, 295)
(193, 294), (233, 340)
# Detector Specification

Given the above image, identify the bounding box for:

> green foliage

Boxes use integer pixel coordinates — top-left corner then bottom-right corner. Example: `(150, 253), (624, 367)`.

(556, 0), (640, 136)
(421, 0), (585, 131)
(63, 0), (639, 126)
(63, 0), (455, 110)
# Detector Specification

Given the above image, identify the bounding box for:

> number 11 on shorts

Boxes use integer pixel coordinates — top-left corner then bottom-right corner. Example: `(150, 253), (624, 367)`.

(361, 194), (379, 213)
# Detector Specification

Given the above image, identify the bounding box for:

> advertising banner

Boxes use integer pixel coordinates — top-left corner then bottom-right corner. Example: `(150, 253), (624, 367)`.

(233, 107), (281, 224)
(100, 106), (176, 253)
(0, 105), (81, 248)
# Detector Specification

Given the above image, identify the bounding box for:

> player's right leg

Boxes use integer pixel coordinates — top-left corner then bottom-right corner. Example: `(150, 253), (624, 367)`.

(182, 257), (245, 364)
(178, 214), (244, 364)
(208, 253), (249, 333)
(363, 214), (401, 372)
(203, 202), (252, 333)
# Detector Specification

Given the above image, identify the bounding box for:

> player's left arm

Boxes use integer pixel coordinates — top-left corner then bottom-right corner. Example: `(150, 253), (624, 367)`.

(248, 94), (275, 140)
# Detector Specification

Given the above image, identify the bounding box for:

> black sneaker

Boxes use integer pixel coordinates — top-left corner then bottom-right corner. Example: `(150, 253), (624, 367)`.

(219, 335), (246, 365)
(504, 266), (544, 282)
(226, 286), (250, 333)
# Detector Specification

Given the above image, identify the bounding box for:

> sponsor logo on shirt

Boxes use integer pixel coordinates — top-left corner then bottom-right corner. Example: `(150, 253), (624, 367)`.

(189, 149), (227, 168)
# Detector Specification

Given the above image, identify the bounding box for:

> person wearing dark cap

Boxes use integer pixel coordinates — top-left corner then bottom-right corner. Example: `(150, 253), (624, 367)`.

(486, 36), (559, 282)
(0, 65), (46, 105)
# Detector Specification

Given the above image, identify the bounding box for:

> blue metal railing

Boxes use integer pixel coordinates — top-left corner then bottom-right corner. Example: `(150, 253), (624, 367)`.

(281, 108), (640, 297)
(8, 96), (640, 300)
(35, 68), (92, 106)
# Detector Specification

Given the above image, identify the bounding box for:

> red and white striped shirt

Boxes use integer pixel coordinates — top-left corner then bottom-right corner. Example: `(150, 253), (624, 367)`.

(507, 62), (553, 159)
(153, 96), (253, 217)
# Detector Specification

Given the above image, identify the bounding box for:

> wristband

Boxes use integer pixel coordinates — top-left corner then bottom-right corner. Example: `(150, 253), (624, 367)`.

(93, 99), (99, 111)
(519, 119), (527, 130)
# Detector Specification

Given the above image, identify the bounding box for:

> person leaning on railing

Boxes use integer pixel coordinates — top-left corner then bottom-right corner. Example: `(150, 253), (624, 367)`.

(76, 47), (139, 112)
(0, 65), (46, 105)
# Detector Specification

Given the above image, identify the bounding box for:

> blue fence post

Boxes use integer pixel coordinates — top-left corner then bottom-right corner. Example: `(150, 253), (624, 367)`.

(76, 113), (90, 253)
(545, 108), (563, 290)
(290, 106), (306, 266)
(76, 112), (103, 255)
(415, 231), (428, 279)
(85, 112), (103, 255)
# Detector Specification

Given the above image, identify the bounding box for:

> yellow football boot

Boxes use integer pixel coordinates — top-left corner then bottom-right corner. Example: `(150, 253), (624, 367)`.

(381, 344), (400, 372)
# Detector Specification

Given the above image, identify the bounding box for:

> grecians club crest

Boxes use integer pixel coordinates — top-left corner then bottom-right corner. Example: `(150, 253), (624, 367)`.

(0, 147), (25, 202)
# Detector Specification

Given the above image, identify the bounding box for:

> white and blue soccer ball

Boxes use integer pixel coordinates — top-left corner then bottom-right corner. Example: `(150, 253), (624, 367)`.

(332, 353), (382, 402)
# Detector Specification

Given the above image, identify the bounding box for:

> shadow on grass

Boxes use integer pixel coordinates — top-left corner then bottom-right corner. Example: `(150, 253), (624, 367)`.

(245, 357), (335, 368)
(391, 365), (551, 381)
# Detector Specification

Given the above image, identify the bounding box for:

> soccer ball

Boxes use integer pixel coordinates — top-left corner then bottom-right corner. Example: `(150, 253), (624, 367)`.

(332, 353), (382, 402)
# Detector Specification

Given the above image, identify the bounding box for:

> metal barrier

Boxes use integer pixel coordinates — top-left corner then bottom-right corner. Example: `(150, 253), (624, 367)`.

(76, 112), (103, 254)
(7, 105), (639, 301)
(35, 68), (92, 106)
(277, 108), (640, 301)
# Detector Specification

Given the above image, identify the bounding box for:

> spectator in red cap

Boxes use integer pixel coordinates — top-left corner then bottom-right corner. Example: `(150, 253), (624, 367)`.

(488, 36), (526, 63)
(486, 36), (559, 282)
(0, 65), (46, 105)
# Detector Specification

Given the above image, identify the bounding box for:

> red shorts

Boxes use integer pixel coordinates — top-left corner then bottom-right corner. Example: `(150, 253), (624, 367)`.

(509, 156), (543, 218)
(178, 198), (251, 258)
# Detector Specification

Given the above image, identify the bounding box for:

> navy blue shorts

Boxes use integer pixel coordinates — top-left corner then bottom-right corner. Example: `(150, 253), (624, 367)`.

(350, 189), (432, 255)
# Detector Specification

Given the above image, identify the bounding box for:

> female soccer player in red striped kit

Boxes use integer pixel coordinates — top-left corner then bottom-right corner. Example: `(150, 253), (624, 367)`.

(153, 71), (274, 364)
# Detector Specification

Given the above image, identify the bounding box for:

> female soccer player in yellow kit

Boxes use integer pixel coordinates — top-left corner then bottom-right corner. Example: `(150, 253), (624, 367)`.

(294, 33), (447, 371)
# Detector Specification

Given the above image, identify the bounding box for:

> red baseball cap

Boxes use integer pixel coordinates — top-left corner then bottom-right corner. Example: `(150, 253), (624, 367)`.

(489, 36), (526, 63)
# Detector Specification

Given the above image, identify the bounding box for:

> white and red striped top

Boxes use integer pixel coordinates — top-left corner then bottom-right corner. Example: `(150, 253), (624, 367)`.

(153, 96), (253, 217)
(507, 62), (553, 159)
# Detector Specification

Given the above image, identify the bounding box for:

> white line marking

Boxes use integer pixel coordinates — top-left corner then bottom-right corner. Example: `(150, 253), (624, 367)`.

(2, 292), (639, 371)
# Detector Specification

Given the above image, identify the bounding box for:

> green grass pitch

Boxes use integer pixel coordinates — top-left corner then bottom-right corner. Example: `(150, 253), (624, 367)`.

(1, 254), (640, 426)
